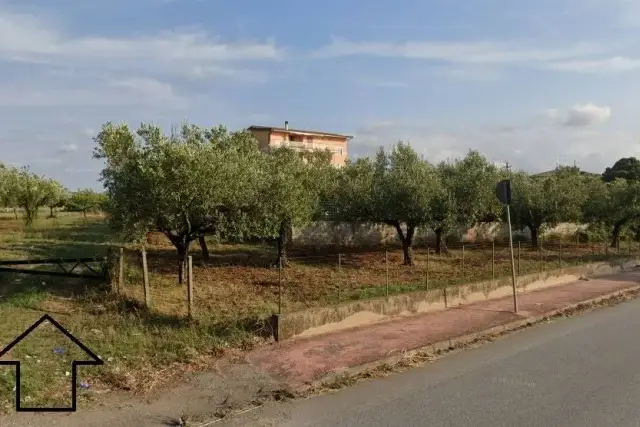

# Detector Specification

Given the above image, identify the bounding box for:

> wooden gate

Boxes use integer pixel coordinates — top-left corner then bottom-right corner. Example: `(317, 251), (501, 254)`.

(0, 257), (108, 280)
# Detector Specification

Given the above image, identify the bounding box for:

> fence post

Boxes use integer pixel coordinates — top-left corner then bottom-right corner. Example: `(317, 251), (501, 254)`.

(278, 257), (283, 314)
(141, 247), (151, 309)
(517, 241), (521, 276)
(118, 247), (124, 294)
(187, 256), (194, 319)
(338, 253), (342, 303)
(558, 241), (562, 269)
(385, 250), (389, 298)
(491, 241), (495, 283)
(461, 244), (465, 280)
(425, 246), (430, 291)
(539, 241), (543, 272)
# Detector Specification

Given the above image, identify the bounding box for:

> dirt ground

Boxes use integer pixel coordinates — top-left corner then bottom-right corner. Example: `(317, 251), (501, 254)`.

(0, 214), (631, 417)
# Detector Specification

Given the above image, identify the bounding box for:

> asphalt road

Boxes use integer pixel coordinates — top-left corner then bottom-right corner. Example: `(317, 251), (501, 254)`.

(224, 297), (640, 427)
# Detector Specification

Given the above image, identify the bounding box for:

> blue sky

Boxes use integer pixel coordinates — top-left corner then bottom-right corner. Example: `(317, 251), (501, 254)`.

(1, 0), (640, 190)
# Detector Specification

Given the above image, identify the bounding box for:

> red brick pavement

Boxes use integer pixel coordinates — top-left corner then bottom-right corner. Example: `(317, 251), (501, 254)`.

(248, 270), (640, 389)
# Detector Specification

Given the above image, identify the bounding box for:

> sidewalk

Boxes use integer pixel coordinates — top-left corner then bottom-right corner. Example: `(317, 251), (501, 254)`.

(248, 269), (640, 390)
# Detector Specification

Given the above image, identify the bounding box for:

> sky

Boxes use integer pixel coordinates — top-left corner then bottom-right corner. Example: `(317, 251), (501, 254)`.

(1, 0), (640, 190)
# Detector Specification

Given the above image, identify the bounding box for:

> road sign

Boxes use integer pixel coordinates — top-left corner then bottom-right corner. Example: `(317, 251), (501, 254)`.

(495, 179), (512, 205)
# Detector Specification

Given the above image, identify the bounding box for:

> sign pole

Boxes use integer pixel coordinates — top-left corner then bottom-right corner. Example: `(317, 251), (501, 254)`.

(506, 204), (518, 313)
(495, 179), (518, 313)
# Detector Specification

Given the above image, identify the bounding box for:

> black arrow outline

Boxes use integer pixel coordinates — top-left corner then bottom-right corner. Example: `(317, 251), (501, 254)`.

(0, 314), (104, 412)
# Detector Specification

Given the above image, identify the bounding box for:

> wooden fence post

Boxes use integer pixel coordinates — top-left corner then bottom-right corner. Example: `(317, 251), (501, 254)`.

(539, 242), (543, 272)
(385, 250), (389, 297)
(517, 241), (521, 276)
(141, 247), (151, 309)
(187, 256), (194, 319)
(461, 244), (465, 280)
(278, 257), (283, 314)
(426, 246), (430, 291)
(492, 241), (495, 283)
(338, 253), (342, 303)
(118, 247), (124, 294)
(558, 241), (562, 269)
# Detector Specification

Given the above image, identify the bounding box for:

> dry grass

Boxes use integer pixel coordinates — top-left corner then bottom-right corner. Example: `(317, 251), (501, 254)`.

(126, 232), (631, 316)
(0, 211), (634, 411)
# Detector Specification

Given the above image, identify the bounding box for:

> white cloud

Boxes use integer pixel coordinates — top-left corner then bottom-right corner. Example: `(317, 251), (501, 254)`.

(546, 56), (640, 73)
(548, 103), (612, 127)
(313, 37), (605, 65)
(0, 79), (187, 108)
(108, 77), (181, 102)
(350, 115), (633, 174)
(0, 10), (282, 76)
(57, 143), (78, 153)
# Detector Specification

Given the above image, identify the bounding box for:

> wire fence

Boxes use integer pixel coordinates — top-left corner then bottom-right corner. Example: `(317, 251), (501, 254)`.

(114, 237), (639, 318)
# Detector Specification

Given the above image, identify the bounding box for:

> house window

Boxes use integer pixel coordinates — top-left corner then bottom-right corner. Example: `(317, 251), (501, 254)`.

(289, 134), (304, 142)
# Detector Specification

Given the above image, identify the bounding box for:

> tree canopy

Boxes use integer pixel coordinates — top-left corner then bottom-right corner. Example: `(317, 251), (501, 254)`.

(602, 157), (640, 182)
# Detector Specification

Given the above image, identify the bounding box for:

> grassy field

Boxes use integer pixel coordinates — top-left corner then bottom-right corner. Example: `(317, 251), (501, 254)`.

(0, 211), (634, 411)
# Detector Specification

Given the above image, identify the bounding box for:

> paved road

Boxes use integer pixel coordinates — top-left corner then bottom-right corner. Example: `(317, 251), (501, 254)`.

(225, 297), (640, 427)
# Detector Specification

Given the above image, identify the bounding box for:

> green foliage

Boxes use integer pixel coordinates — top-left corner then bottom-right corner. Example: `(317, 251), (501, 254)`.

(254, 147), (333, 264)
(582, 178), (640, 246)
(509, 166), (588, 247)
(326, 142), (438, 264)
(602, 157), (640, 182)
(0, 163), (19, 210)
(93, 121), (266, 280)
(43, 179), (68, 217)
(65, 189), (106, 217)
(438, 150), (503, 225)
(15, 168), (52, 226)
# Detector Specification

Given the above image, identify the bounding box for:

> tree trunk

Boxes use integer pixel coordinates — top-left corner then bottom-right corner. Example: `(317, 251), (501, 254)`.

(49, 207), (54, 218)
(198, 234), (210, 260)
(530, 226), (539, 249)
(167, 233), (190, 284)
(435, 228), (443, 255)
(611, 223), (623, 248)
(273, 219), (290, 267)
(13, 208), (17, 220)
(392, 222), (415, 265)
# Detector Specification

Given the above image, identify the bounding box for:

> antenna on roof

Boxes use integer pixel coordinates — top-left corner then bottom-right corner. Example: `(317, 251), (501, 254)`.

(284, 121), (289, 131)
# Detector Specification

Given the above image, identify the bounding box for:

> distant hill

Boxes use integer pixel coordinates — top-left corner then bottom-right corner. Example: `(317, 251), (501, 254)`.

(531, 169), (599, 178)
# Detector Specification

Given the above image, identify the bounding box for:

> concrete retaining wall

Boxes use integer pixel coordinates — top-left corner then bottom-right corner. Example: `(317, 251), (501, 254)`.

(273, 258), (638, 341)
(291, 221), (586, 247)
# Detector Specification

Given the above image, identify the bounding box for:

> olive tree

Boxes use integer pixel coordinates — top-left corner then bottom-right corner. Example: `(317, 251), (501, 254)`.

(94, 122), (265, 283)
(371, 143), (437, 265)
(510, 166), (587, 248)
(431, 150), (502, 253)
(66, 189), (104, 218)
(44, 180), (68, 218)
(324, 157), (376, 239)
(0, 164), (20, 219)
(255, 148), (333, 266)
(15, 168), (50, 226)
(583, 178), (640, 247)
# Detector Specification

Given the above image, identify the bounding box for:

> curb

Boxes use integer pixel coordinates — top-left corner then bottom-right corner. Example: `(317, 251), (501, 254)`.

(301, 283), (640, 393)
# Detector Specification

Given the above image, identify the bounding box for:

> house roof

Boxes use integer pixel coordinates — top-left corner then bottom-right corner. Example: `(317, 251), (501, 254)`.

(247, 125), (353, 139)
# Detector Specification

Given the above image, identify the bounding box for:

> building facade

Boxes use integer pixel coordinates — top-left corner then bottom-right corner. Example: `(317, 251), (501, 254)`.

(247, 122), (351, 167)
